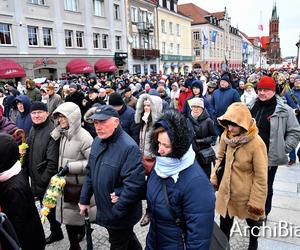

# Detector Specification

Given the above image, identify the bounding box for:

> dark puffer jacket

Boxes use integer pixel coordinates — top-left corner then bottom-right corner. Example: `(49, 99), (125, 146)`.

(187, 110), (217, 153)
(146, 162), (215, 250)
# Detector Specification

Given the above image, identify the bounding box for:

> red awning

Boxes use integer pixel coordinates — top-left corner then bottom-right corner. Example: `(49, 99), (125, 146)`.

(95, 59), (117, 73)
(66, 59), (94, 74)
(0, 59), (26, 79)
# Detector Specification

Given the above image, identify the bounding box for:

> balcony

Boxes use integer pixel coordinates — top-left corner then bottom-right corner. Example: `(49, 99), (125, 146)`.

(136, 22), (154, 33)
(132, 48), (160, 59)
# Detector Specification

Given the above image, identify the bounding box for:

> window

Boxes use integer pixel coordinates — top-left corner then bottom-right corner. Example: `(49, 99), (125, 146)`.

(76, 31), (84, 47)
(150, 64), (157, 74)
(169, 22), (173, 35)
(42, 27), (52, 46)
(27, 26), (38, 46)
(65, 29), (73, 47)
(64, 0), (78, 12)
(102, 34), (108, 48)
(193, 31), (200, 40)
(170, 0), (175, 11)
(147, 12), (153, 24)
(194, 47), (200, 56)
(149, 36), (154, 49)
(114, 4), (120, 20)
(0, 23), (12, 45)
(94, 0), (104, 16)
(169, 43), (174, 53)
(133, 64), (141, 74)
(176, 44), (180, 54)
(29, 0), (45, 5)
(115, 35), (121, 50)
(93, 33), (100, 48)
(162, 0), (167, 8)
(176, 24), (180, 36)
(161, 19), (166, 33)
(139, 10), (147, 23)
(131, 7), (138, 22)
(162, 41), (166, 54)
(132, 34), (138, 48)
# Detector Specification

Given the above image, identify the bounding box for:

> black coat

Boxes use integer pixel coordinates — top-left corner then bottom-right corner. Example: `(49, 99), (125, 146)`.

(0, 171), (46, 250)
(26, 118), (59, 198)
(65, 91), (85, 115)
(187, 110), (217, 154)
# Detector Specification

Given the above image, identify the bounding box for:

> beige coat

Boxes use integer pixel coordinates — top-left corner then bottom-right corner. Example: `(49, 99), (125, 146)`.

(51, 102), (96, 225)
(211, 102), (268, 221)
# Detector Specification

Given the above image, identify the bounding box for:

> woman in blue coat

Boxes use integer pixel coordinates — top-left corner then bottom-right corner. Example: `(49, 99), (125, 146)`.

(146, 109), (215, 250)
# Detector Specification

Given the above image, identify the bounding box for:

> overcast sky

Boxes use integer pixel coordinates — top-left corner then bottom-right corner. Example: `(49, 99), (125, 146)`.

(178, 0), (300, 57)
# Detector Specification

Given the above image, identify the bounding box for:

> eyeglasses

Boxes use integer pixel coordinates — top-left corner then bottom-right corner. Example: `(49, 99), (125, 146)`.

(31, 111), (46, 115)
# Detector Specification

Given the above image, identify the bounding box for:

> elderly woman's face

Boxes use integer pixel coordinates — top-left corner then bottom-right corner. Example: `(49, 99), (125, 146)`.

(158, 131), (172, 156)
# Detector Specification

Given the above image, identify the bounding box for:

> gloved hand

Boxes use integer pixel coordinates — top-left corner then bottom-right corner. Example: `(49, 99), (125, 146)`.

(57, 165), (69, 176)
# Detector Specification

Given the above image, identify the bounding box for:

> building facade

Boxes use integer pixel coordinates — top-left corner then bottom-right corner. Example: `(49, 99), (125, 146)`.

(126, 0), (160, 75)
(157, 0), (193, 75)
(178, 4), (242, 71)
(0, 0), (128, 80)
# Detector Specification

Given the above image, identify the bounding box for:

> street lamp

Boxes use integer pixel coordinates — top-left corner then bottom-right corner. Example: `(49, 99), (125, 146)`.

(296, 35), (300, 69)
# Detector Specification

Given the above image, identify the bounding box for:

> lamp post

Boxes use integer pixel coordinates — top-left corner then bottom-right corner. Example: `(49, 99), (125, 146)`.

(296, 35), (300, 69)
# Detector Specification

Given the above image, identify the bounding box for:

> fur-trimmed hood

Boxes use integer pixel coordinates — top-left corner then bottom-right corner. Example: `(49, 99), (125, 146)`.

(150, 109), (192, 159)
(135, 93), (163, 124)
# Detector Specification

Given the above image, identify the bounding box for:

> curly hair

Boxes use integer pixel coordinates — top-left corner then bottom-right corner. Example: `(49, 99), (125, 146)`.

(150, 109), (192, 159)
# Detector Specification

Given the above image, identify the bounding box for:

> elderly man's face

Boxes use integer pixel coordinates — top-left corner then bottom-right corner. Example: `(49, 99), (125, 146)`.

(94, 117), (119, 139)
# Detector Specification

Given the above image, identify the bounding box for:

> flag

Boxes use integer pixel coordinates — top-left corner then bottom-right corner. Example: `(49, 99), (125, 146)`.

(202, 31), (208, 48)
(212, 31), (217, 43)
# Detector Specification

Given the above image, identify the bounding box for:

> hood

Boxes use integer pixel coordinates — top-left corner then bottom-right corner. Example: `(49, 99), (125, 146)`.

(52, 102), (82, 140)
(15, 95), (31, 115)
(218, 102), (257, 132)
(135, 93), (163, 124)
(3, 95), (16, 108)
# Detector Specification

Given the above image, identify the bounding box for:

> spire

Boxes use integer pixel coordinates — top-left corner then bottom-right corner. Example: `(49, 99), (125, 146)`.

(271, 2), (278, 20)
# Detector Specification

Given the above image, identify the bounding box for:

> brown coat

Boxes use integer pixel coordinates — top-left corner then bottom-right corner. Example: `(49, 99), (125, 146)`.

(211, 102), (268, 221)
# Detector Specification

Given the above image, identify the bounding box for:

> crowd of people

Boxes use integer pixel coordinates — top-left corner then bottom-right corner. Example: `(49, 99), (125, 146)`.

(0, 67), (300, 250)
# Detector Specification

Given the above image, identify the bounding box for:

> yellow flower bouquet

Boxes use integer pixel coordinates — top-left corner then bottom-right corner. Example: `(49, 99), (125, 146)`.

(40, 175), (66, 223)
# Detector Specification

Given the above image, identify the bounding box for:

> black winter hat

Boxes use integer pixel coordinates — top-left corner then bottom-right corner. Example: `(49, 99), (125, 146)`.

(108, 93), (124, 106)
(220, 72), (231, 84)
(151, 109), (192, 159)
(191, 80), (203, 95)
(31, 101), (48, 112)
(0, 133), (19, 172)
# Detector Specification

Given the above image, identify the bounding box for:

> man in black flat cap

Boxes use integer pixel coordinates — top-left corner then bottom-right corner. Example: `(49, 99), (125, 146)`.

(79, 105), (145, 250)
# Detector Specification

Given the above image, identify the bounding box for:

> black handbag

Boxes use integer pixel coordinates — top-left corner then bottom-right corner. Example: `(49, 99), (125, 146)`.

(210, 222), (230, 250)
(198, 147), (216, 165)
(215, 145), (227, 186)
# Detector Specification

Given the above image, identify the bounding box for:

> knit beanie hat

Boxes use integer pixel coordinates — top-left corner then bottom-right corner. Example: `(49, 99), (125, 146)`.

(190, 97), (204, 108)
(0, 133), (19, 172)
(108, 92), (124, 106)
(257, 76), (276, 91)
(69, 82), (78, 89)
(31, 101), (48, 112)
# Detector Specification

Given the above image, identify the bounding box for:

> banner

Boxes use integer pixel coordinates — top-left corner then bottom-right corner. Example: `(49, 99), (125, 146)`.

(202, 31), (208, 48)
(212, 31), (217, 43)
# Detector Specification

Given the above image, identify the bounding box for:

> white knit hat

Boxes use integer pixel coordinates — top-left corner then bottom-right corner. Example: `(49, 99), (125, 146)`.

(190, 97), (204, 108)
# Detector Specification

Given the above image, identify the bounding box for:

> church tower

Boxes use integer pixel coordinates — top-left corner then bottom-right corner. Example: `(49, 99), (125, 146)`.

(267, 3), (282, 64)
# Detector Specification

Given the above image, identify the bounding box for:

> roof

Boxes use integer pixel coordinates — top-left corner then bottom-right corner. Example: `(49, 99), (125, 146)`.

(178, 3), (210, 25)
(178, 3), (225, 25)
(240, 31), (249, 40)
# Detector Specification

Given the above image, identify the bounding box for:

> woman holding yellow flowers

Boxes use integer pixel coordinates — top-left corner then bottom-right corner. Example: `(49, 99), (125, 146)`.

(51, 102), (96, 250)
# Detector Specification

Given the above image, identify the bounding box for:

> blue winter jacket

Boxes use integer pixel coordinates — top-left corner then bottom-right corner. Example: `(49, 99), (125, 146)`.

(211, 86), (240, 119)
(15, 95), (32, 139)
(80, 126), (146, 230)
(284, 88), (300, 124)
(146, 162), (215, 250)
(118, 105), (140, 145)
